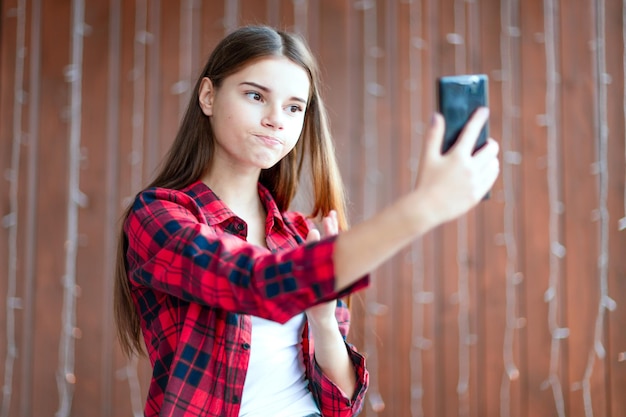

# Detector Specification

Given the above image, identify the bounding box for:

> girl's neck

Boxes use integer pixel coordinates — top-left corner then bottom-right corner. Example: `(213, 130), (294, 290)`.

(202, 166), (268, 248)
(201, 167), (263, 218)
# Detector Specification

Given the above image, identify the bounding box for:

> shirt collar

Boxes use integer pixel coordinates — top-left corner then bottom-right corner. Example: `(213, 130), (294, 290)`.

(183, 180), (286, 230)
(257, 182), (286, 231)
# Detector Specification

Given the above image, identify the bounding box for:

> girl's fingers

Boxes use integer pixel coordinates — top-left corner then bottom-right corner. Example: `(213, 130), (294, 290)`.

(308, 211), (338, 245)
(484, 157), (501, 185)
(472, 138), (500, 168)
(323, 210), (339, 236)
(424, 113), (445, 159)
(456, 107), (490, 155)
(306, 228), (321, 243)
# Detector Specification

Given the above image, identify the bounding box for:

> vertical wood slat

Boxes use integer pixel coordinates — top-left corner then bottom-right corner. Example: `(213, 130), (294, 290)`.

(434, 1), (463, 416)
(464, 3), (482, 417)
(561, 1), (606, 416)
(0, 0), (10, 405)
(483, 1), (526, 417)
(144, 0), (161, 179)
(112, 1), (150, 413)
(392, 2), (415, 415)
(1, 1), (626, 416)
(518, 2), (546, 416)
(72, 2), (111, 416)
(520, 1), (565, 416)
(398, 1), (429, 416)
(360, 2), (382, 415)
(374, 1), (396, 415)
(605, 0), (626, 414)
(0, 1), (26, 416)
(479, 0), (512, 415)
(20, 0), (42, 415)
(588, 3), (612, 417)
(31, 0), (73, 414)
(157, 0), (183, 159)
(240, 0), (268, 27)
(419, 1), (439, 416)
(101, 0), (121, 415)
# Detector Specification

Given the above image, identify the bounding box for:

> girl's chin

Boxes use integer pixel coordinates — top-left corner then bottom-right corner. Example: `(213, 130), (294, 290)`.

(252, 155), (285, 170)
(258, 161), (281, 171)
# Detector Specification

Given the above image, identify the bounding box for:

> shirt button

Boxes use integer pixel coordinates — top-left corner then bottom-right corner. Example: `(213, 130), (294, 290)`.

(242, 342), (250, 350)
(236, 223), (245, 231)
(232, 395), (240, 404)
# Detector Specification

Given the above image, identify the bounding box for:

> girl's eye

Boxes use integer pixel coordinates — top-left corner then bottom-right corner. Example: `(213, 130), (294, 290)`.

(246, 92), (262, 101)
(288, 105), (303, 113)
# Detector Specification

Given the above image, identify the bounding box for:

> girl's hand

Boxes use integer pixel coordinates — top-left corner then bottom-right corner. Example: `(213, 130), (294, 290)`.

(305, 211), (339, 327)
(413, 108), (500, 226)
(304, 211), (358, 397)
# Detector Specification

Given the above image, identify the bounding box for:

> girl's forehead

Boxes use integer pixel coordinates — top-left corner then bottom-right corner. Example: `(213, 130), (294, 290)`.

(228, 56), (311, 96)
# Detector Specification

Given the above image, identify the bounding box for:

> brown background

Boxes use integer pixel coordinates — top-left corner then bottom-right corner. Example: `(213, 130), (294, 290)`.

(1, 0), (625, 416)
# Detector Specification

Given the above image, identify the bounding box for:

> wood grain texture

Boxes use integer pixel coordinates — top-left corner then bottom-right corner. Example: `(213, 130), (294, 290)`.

(0, 1), (624, 416)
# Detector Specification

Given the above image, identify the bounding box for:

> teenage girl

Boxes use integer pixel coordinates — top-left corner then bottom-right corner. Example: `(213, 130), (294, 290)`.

(114, 25), (500, 417)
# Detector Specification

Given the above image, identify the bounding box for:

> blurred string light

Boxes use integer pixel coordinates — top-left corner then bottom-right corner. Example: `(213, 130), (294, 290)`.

(115, 356), (144, 417)
(102, 0), (121, 414)
(146, 0), (162, 178)
(622, 0), (626, 233)
(499, 0), (523, 416)
(21, 0), (42, 415)
(293, 0), (308, 41)
(578, 0), (616, 415)
(267, 0), (280, 27)
(224, 0), (239, 35)
(358, 0), (385, 414)
(407, 0), (428, 416)
(541, 1), (568, 416)
(1, 1), (26, 416)
(57, 0), (86, 416)
(178, 0), (191, 114)
(178, 0), (201, 117)
(450, 0), (472, 415)
(118, 1), (150, 415)
(130, 0), (147, 196)
(621, 15), (626, 401)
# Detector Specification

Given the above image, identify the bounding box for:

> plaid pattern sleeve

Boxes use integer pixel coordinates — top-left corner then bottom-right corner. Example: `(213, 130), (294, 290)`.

(125, 186), (362, 323)
(285, 212), (369, 416)
(301, 299), (369, 417)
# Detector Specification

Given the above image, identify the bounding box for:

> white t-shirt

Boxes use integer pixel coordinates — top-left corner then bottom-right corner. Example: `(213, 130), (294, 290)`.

(239, 313), (320, 417)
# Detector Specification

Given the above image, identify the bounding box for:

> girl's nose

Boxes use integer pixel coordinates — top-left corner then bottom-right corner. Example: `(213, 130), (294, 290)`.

(261, 105), (284, 130)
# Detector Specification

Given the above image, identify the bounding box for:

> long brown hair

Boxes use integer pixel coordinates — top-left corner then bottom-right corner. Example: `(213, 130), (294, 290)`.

(114, 26), (349, 357)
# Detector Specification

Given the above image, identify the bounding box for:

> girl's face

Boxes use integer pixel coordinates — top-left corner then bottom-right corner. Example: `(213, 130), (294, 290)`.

(199, 56), (311, 174)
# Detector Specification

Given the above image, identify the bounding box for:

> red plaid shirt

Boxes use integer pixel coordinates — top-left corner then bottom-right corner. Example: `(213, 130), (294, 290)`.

(124, 180), (369, 417)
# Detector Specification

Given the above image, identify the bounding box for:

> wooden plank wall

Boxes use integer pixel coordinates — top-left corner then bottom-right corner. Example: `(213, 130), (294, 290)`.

(0, 0), (625, 416)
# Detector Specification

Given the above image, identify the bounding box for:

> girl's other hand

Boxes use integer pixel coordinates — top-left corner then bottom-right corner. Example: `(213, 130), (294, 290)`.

(305, 211), (339, 327)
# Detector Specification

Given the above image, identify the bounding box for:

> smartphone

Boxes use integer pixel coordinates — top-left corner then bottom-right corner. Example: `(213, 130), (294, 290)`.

(437, 74), (489, 154)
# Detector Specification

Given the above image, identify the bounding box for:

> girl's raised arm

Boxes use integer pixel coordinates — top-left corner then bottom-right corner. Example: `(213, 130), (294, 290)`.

(333, 109), (499, 291)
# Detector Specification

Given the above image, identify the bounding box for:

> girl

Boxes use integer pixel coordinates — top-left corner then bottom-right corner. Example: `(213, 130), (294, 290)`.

(114, 25), (499, 417)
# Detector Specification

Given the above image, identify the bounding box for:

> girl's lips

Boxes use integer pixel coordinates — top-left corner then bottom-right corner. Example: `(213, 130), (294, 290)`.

(255, 134), (282, 146)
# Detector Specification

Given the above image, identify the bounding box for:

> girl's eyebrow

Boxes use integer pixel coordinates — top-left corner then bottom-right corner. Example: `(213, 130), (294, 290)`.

(239, 81), (307, 104)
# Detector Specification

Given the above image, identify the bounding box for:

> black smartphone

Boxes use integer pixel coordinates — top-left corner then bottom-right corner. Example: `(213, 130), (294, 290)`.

(437, 74), (489, 154)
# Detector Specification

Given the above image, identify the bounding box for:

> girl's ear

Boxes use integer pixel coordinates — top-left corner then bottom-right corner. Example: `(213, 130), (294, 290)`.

(198, 77), (215, 116)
